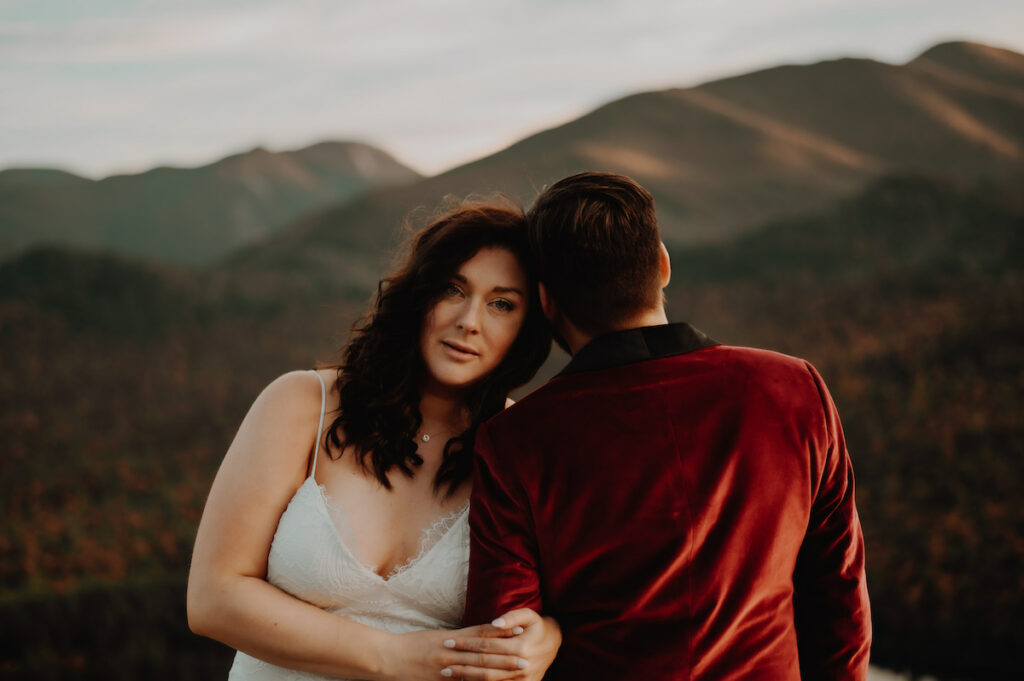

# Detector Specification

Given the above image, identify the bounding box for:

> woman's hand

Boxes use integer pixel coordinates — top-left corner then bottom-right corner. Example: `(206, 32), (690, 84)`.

(437, 608), (562, 681)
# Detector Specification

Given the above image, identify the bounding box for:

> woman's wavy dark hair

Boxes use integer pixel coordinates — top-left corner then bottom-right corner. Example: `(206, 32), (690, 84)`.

(323, 199), (551, 497)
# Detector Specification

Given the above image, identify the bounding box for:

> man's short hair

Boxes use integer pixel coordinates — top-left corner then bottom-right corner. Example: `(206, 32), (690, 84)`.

(526, 171), (663, 336)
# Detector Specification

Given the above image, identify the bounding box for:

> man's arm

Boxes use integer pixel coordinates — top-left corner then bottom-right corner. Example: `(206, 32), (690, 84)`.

(465, 422), (543, 624)
(794, 363), (872, 680)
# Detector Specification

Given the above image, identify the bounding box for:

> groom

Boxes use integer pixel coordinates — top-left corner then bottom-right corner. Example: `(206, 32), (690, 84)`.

(465, 172), (871, 679)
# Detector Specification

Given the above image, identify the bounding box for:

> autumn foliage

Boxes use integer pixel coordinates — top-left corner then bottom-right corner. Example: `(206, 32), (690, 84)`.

(0, 175), (1021, 679)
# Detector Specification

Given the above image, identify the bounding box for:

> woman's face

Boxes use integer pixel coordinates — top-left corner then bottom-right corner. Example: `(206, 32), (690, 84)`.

(420, 247), (529, 395)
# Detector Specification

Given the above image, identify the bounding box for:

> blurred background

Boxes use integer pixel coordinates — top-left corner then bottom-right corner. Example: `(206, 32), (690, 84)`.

(1, 1), (1022, 679)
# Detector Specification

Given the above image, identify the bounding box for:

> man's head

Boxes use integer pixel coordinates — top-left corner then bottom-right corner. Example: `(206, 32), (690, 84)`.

(526, 171), (669, 348)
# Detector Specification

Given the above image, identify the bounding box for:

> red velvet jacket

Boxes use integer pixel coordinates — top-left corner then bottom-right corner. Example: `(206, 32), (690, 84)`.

(465, 323), (871, 680)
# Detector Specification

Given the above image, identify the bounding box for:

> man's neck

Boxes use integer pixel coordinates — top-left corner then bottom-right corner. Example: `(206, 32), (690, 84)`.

(563, 307), (669, 355)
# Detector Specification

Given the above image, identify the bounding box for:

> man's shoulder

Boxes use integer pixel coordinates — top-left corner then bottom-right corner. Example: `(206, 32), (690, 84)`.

(489, 345), (821, 423)
(710, 344), (816, 376)
(705, 344), (827, 404)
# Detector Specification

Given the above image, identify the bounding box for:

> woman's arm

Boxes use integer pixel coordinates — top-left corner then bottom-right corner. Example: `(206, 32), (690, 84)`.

(187, 371), (532, 681)
(188, 371), (394, 678)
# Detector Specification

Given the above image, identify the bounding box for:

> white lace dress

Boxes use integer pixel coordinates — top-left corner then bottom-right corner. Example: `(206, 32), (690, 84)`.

(228, 371), (470, 680)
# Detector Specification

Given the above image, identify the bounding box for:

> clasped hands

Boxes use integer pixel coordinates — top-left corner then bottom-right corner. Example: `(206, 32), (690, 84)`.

(380, 608), (561, 681)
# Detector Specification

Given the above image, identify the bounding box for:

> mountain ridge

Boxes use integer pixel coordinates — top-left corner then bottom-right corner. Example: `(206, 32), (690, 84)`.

(910, 40), (1024, 91)
(0, 141), (421, 265)
(221, 41), (1024, 300)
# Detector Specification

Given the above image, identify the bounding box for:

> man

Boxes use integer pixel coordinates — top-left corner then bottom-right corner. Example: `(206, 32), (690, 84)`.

(465, 172), (871, 680)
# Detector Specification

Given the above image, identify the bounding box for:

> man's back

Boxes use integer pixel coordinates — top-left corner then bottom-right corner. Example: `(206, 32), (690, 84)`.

(466, 324), (871, 680)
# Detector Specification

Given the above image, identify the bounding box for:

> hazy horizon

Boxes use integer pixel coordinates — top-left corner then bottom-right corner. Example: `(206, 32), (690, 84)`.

(3, 0), (1023, 179)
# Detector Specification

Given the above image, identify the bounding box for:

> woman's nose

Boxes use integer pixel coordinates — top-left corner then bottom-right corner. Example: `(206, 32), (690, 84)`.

(455, 299), (482, 334)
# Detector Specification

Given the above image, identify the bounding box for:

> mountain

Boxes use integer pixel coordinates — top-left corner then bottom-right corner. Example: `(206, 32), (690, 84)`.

(2, 40), (1024, 681)
(0, 141), (421, 264)
(911, 40), (1024, 91)
(225, 41), (1024, 299)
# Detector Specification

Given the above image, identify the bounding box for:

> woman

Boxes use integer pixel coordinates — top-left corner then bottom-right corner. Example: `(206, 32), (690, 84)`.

(187, 202), (561, 680)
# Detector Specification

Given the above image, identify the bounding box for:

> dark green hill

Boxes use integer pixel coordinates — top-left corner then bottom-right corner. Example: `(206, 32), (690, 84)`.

(671, 175), (1023, 284)
(0, 247), (205, 338)
(0, 141), (421, 265)
(0, 168), (91, 189)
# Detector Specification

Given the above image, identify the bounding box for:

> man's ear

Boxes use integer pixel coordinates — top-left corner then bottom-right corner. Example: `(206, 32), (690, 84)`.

(659, 241), (671, 288)
(538, 282), (559, 325)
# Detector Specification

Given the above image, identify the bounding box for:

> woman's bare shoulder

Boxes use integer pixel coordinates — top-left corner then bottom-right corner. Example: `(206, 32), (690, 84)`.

(311, 368), (340, 397)
(239, 370), (338, 449)
(504, 397), (516, 408)
(257, 370), (326, 411)
(211, 371), (332, 487)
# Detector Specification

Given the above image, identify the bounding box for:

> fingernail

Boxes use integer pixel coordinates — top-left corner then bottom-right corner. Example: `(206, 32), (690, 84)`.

(517, 658), (529, 669)
(512, 626), (524, 635)
(441, 668), (453, 677)
(491, 617), (507, 627)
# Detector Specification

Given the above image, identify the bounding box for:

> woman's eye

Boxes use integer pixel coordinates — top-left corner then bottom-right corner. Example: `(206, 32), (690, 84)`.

(491, 299), (515, 312)
(444, 283), (463, 297)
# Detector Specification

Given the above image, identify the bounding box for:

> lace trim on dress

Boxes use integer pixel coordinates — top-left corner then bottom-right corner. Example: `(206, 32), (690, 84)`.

(384, 501), (469, 580)
(315, 480), (469, 581)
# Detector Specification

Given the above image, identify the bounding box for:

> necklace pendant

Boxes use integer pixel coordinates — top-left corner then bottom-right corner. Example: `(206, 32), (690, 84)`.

(421, 434), (430, 443)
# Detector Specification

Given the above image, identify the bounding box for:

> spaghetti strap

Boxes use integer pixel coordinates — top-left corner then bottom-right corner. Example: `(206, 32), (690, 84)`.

(308, 369), (327, 479)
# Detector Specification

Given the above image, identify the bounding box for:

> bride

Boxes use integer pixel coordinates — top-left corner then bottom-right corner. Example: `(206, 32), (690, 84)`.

(187, 201), (562, 680)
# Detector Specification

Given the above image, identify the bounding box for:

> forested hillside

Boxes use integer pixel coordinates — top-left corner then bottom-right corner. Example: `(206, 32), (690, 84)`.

(1, 174), (1020, 679)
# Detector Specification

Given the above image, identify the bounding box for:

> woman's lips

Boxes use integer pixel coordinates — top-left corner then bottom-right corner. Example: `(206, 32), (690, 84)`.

(442, 340), (479, 359)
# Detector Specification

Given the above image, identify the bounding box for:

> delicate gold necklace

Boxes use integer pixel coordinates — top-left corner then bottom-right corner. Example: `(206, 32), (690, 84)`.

(419, 415), (468, 444)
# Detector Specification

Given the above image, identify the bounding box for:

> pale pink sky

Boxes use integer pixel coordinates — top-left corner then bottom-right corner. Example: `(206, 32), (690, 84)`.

(2, 0), (1022, 178)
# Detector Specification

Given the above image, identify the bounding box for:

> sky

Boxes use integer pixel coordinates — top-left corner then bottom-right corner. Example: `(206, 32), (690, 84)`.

(2, 0), (1023, 179)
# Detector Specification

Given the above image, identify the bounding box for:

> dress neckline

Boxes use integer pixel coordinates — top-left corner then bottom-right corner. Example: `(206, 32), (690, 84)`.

(302, 476), (469, 582)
